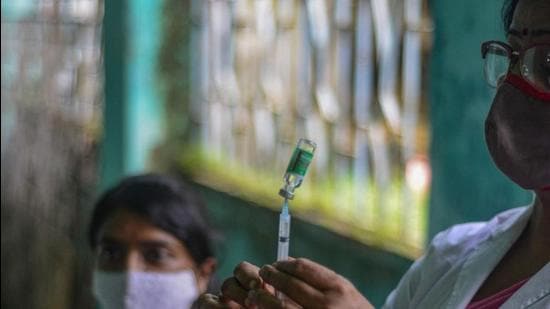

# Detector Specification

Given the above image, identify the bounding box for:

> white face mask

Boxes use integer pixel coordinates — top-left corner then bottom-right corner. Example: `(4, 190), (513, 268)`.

(92, 270), (200, 309)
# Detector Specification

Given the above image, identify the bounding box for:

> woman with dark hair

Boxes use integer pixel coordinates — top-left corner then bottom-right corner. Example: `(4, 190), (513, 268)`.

(89, 174), (218, 309)
(200, 0), (549, 308)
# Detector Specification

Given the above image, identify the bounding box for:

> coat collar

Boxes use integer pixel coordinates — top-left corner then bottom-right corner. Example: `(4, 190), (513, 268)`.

(445, 204), (534, 308)
(501, 263), (550, 309)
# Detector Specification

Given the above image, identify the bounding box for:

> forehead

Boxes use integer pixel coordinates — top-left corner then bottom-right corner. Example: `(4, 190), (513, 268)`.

(511, 0), (550, 31)
(99, 208), (181, 245)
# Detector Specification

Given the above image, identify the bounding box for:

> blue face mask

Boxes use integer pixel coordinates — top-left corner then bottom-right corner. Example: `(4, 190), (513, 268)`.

(92, 270), (200, 309)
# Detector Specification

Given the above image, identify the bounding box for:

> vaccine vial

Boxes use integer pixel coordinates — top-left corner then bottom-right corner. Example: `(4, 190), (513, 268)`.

(279, 138), (316, 199)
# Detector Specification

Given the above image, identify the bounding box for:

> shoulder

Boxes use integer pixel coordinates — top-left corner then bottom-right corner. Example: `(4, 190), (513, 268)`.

(382, 206), (531, 308)
(427, 206), (528, 264)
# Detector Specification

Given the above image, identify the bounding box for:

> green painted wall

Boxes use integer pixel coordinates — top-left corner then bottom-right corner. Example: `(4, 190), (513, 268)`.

(101, 0), (127, 191)
(428, 0), (532, 239)
(126, 0), (165, 174)
(101, 0), (165, 190)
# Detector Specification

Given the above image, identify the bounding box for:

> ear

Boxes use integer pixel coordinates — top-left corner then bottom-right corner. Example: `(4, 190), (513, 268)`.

(196, 257), (217, 293)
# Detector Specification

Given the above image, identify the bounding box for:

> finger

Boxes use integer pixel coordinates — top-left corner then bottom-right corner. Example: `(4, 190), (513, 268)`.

(221, 277), (249, 305)
(218, 293), (246, 309)
(259, 264), (323, 308)
(233, 261), (263, 290)
(273, 258), (340, 291)
(196, 293), (230, 309)
(246, 288), (302, 309)
(223, 299), (245, 309)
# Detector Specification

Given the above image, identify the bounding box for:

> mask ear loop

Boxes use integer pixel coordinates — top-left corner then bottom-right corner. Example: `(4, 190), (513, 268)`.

(504, 74), (550, 102)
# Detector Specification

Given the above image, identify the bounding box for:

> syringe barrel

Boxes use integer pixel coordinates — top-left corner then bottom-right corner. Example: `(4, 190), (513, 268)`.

(277, 239), (289, 261)
(277, 213), (291, 261)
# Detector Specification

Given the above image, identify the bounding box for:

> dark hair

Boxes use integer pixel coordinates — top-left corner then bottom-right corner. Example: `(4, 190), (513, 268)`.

(502, 0), (520, 32)
(89, 174), (215, 265)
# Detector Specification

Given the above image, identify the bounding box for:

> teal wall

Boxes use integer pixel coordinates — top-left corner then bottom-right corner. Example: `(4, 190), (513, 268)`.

(101, 0), (127, 190)
(101, 0), (165, 190)
(126, 0), (165, 174)
(428, 0), (532, 239)
(193, 183), (412, 308)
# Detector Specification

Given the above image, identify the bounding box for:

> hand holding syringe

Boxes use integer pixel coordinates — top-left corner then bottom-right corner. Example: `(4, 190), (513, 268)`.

(276, 138), (316, 298)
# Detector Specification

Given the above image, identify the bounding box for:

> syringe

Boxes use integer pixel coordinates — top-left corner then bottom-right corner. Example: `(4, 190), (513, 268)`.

(276, 138), (316, 299)
(277, 198), (291, 262)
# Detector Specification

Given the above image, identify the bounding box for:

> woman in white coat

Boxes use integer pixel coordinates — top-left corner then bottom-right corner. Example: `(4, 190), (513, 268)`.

(200, 0), (550, 307)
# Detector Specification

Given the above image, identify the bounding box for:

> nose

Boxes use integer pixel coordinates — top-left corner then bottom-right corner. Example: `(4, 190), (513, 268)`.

(508, 59), (521, 76)
(124, 251), (145, 272)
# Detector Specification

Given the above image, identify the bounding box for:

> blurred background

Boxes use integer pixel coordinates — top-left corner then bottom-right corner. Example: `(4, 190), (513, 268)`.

(1, 0), (532, 308)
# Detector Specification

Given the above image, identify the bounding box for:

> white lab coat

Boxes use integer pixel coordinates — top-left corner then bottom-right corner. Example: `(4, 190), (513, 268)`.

(382, 204), (550, 309)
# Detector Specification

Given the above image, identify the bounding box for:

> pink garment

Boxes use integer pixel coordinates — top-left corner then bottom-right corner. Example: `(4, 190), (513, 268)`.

(466, 278), (529, 309)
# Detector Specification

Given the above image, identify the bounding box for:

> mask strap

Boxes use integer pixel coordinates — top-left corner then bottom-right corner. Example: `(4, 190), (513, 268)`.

(504, 74), (550, 102)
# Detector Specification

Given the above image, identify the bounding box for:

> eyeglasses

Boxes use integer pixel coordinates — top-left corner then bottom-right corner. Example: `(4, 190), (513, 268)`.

(481, 40), (550, 93)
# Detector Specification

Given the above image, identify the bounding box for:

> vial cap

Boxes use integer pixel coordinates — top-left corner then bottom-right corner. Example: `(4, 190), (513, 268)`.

(279, 189), (295, 199)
